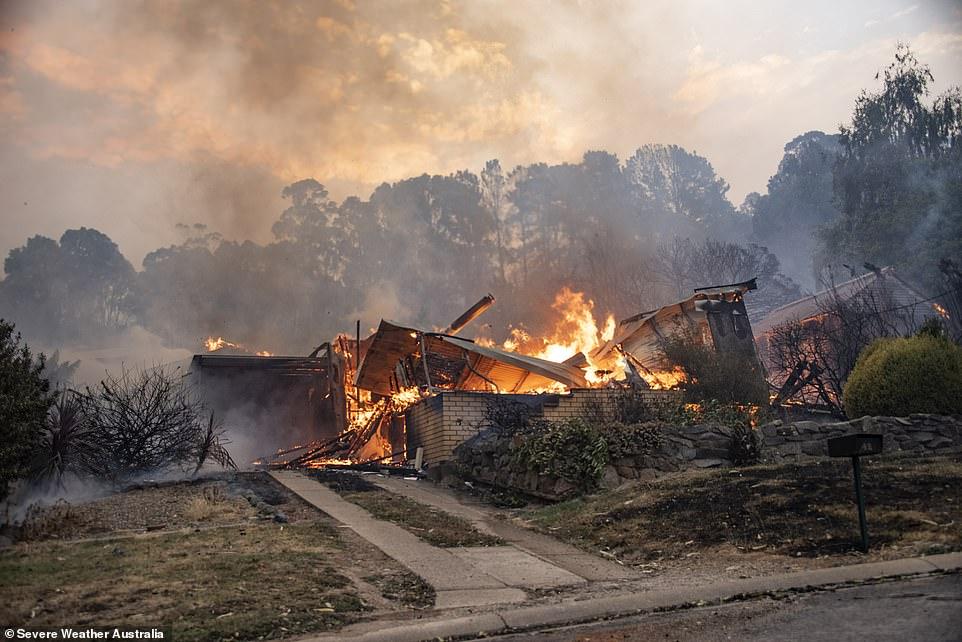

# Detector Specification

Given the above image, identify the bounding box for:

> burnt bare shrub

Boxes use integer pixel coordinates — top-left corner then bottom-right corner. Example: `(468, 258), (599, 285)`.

(193, 412), (236, 474)
(31, 389), (101, 483)
(77, 366), (232, 481)
(766, 281), (920, 414)
(661, 330), (768, 406)
(479, 396), (545, 436)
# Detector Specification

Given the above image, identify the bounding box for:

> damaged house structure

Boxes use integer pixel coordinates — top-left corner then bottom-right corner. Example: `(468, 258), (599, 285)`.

(590, 279), (761, 388)
(229, 281), (766, 470)
(350, 282), (765, 467)
(753, 266), (934, 351)
(751, 265), (938, 409)
(190, 344), (347, 455)
(356, 317), (595, 464)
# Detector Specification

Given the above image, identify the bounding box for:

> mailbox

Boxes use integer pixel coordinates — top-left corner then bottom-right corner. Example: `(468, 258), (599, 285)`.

(826, 432), (883, 552)
(827, 433), (883, 458)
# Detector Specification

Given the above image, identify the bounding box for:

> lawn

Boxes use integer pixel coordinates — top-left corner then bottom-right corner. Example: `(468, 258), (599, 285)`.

(0, 522), (361, 641)
(308, 470), (503, 548)
(0, 474), (434, 641)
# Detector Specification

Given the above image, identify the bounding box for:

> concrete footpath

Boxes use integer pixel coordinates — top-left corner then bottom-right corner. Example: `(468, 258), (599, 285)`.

(370, 475), (635, 582)
(312, 552), (962, 642)
(270, 471), (584, 609)
(272, 470), (961, 642)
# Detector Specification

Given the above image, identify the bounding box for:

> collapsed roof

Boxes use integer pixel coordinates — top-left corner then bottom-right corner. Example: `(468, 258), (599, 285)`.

(355, 319), (588, 395)
(592, 279), (758, 374)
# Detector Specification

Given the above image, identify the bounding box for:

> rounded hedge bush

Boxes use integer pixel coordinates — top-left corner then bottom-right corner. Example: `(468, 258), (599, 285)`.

(843, 335), (962, 418)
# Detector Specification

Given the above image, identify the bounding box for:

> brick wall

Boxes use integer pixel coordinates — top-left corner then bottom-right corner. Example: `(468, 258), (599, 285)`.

(404, 395), (445, 464)
(405, 388), (679, 465)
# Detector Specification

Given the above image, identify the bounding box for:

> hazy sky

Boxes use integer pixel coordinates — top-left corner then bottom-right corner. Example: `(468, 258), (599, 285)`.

(1, 0), (961, 268)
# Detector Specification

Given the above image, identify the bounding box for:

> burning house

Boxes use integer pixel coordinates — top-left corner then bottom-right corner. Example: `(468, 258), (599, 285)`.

(240, 281), (766, 470)
(752, 265), (938, 409)
(355, 318), (595, 464)
(752, 266), (935, 353)
(591, 279), (761, 388)
(345, 282), (763, 467)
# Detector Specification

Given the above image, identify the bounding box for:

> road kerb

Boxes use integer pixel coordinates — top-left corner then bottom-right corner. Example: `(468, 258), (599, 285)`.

(317, 552), (961, 641)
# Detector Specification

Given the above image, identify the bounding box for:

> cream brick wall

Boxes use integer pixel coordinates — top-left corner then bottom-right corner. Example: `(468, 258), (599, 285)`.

(406, 389), (679, 465)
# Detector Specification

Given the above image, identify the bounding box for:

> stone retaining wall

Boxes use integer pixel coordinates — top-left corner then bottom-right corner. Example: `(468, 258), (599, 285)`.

(454, 413), (962, 500)
(455, 422), (740, 499)
(761, 414), (962, 461)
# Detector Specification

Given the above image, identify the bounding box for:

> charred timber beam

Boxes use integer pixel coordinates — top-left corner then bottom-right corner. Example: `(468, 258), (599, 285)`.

(417, 332), (435, 391)
(444, 293), (495, 335)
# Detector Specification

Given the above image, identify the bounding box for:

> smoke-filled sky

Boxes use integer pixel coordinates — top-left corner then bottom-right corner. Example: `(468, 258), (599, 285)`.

(1, 0), (961, 268)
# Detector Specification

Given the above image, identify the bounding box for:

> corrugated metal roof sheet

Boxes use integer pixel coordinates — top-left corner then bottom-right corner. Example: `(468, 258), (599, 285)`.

(353, 319), (588, 395)
(353, 320), (420, 394)
(436, 334), (587, 391)
(592, 281), (753, 370)
(752, 267), (931, 335)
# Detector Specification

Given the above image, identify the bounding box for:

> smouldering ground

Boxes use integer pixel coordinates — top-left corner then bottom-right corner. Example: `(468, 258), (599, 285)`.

(524, 454), (962, 573)
(0, 474), (434, 641)
(309, 470), (504, 548)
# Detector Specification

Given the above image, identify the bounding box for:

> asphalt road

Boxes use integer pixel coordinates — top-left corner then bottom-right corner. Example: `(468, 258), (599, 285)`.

(485, 573), (962, 642)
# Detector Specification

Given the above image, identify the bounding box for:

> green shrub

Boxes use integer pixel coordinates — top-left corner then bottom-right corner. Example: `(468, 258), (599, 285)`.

(604, 421), (666, 460)
(843, 334), (962, 417)
(0, 319), (53, 501)
(513, 419), (608, 492)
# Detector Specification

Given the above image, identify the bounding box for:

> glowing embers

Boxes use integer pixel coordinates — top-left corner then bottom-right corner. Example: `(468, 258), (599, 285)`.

(296, 386), (420, 468)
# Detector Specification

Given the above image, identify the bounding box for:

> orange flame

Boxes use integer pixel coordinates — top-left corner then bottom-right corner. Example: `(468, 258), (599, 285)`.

(203, 336), (273, 356)
(204, 336), (238, 352)
(933, 302), (950, 320)
(639, 367), (685, 390)
(500, 287), (622, 386)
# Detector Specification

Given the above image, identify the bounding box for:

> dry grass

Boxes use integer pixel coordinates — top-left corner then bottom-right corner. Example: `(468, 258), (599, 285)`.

(17, 480), (255, 541)
(309, 470), (503, 548)
(182, 485), (235, 522)
(0, 522), (363, 642)
(527, 454), (962, 565)
(1, 474), (438, 639)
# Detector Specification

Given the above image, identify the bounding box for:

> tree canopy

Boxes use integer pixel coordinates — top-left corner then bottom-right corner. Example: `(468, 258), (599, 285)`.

(818, 44), (962, 290)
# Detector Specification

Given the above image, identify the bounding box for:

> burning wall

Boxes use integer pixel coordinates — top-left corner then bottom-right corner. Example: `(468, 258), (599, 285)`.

(591, 279), (760, 388)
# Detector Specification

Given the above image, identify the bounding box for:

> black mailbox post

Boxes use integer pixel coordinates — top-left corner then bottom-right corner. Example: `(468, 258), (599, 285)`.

(827, 433), (883, 552)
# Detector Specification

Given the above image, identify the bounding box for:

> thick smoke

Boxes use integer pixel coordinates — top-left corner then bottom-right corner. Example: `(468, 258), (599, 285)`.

(5, 0), (959, 271)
